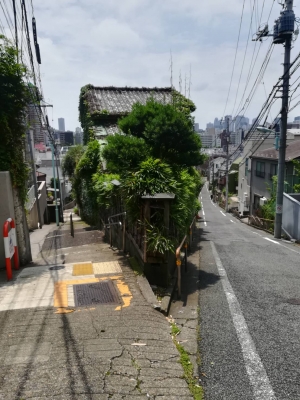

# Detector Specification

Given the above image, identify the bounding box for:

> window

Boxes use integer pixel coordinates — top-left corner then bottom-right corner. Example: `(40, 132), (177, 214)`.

(245, 158), (249, 177)
(269, 164), (277, 180)
(255, 161), (265, 178)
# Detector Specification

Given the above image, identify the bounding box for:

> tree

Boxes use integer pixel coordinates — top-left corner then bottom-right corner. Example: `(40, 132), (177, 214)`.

(118, 99), (203, 168)
(0, 35), (29, 203)
(102, 135), (149, 173)
(61, 145), (85, 179)
(75, 140), (101, 179)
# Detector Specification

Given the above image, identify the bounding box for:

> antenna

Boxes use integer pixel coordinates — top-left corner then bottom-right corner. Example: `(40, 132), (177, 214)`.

(184, 74), (187, 96)
(179, 70), (182, 93)
(169, 50), (173, 88)
(188, 64), (192, 99)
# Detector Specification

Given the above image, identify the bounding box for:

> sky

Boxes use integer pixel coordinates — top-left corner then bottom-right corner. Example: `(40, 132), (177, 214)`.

(2, 0), (300, 131)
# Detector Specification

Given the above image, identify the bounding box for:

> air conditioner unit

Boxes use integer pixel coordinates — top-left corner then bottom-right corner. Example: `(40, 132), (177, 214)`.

(244, 193), (249, 206)
(259, 197), (267, 206)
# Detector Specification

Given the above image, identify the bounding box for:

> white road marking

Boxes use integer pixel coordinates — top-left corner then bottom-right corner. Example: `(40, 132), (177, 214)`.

(204, 221), (207, 226)
(220, 211), (226, 217)
(210, 242), (276, 400)
(202, 211), (205, 216)
(264, 237), (279, 245)
(230, 220), (236, 224)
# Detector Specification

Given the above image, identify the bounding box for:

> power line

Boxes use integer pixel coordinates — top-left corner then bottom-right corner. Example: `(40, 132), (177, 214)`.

(222, 0), (246, 119)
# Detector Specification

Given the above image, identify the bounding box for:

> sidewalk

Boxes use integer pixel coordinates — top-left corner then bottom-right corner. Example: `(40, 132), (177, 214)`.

(0, 212), (193, 399)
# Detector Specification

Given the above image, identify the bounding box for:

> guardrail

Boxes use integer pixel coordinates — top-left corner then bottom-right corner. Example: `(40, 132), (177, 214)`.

(175, 215), (196, 298)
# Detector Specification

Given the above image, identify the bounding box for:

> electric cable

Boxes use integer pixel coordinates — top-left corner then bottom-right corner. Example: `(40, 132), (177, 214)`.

(222, 0), (246, 119)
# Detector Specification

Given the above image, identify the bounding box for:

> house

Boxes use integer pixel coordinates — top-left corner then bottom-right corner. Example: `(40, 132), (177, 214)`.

(79, 86), (196, 146)
(237, 129), (299, 216)
(250, 140), (300, 215)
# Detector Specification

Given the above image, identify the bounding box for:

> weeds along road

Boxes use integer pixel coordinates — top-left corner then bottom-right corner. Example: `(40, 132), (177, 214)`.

(199, 182), (300, 400)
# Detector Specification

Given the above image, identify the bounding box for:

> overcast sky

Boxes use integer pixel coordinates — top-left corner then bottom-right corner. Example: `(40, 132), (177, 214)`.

(3, 0), (300, 131)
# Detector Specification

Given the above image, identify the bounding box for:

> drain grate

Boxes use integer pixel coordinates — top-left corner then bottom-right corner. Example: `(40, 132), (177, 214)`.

(49, 266), (65, 271)
(286, 298), (300, 305)
(73, 280), (120, 307)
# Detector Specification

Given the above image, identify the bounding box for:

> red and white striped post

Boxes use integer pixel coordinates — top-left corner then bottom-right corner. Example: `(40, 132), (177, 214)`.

(3, 218), (19, 281)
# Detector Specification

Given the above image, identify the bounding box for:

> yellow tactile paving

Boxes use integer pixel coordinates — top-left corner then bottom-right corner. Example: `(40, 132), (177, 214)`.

(73, 262), (94, 276)
(53, 275), (132, 310)
(93, 261), (122, 275)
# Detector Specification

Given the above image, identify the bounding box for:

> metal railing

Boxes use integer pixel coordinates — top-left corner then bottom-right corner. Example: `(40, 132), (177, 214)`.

(25, 185), (36, 211)
(107, 212), (127, 252)
(175, 215), (196, 298)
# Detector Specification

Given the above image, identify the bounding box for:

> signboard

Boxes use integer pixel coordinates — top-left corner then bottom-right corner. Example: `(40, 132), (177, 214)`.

(8, 229), (14, 258)
(276, 204), (282, 214)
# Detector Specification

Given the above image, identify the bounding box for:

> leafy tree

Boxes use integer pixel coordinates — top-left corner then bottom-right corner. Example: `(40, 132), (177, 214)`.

(92, 172), (121, 209)
(75, 140), (101, 179)
(61, 145), (85, 179)
(0, 35), (30, 203)
(102, 135), (149, 173)
(118, 99), (203, 168)
(123, 157), (177, 222)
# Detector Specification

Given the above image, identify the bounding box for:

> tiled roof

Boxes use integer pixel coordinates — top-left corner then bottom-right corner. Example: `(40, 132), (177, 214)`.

(86, 86), (173, 115)
(252, 140), (300, 161)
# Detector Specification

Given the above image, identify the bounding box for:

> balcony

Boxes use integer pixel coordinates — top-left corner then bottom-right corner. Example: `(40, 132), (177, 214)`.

(255, 170), (265, 178)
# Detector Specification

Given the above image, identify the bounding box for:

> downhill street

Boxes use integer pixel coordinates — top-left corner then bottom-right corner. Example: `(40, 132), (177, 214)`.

(199, 182), (300, 400)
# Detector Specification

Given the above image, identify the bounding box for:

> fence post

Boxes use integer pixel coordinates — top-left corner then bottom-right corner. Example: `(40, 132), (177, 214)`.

(122, 219), (126, 253)
(176, 258), (181, 299)
(70, 213), (74, 237)
(184, 242), (188, 272)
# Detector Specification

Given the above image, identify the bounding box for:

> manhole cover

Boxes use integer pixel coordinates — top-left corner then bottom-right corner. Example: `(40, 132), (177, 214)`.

(49, 266), (65, 271)
(286, 298), (300, 305)
(73, 281), (120, 307)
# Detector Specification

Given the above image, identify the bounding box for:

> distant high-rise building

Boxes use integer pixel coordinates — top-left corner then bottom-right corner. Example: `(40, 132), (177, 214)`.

(214, 118), (220, 128)
(58, 118), (65, 132)
(194, 123), (199, 132)
(206, 122), (214, 129)
(74, 127), (83, 145)
(63, 131), (74, 146)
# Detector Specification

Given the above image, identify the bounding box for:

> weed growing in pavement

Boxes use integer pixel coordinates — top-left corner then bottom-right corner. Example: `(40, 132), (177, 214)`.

(171, 322), (181, 336)
(169, 320), (203, 400)
(174, 341), (203, 400)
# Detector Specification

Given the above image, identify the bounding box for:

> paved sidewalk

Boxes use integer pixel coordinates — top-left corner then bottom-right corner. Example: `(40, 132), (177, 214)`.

(0, 213), (193, 399)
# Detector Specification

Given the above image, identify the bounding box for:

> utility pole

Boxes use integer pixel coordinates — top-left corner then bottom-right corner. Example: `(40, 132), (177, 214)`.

(252, 0), (295, 238)
(27, 129), (42, 228)
(51, 143), (59, 226)
(274, 0), (294, 238)
(225, 116), (230, 212)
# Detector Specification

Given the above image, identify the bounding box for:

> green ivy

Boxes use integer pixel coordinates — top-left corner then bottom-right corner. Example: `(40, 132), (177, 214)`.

(0, 36), (30, 204)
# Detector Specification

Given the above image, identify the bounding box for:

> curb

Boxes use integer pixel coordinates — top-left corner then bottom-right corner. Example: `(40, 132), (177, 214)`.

(160, 273), (177, 315)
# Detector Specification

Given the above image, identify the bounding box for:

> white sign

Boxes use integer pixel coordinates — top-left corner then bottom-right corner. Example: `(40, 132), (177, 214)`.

(276, 204), (283, 214)
(8, 229), (14, 258)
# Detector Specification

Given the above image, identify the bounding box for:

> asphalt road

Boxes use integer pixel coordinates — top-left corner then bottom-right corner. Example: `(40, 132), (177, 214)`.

(199, 181), (300, 400)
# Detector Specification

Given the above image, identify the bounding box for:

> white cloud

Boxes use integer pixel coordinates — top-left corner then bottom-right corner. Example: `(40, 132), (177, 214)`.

(2, 0), (299, 131)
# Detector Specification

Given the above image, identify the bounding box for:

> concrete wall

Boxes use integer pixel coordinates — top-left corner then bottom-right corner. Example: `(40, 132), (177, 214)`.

(0, 173), (16, 269)
(283, 193), (300, 240)
(26, 181), (48, 230)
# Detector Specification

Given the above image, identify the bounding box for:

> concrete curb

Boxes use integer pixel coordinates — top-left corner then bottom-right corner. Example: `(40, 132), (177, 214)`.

(136, 275), (161, 310)
(160, 273), (177, 315)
